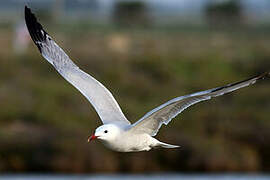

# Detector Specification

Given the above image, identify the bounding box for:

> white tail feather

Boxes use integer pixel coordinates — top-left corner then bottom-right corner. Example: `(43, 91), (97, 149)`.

(158, 141), (180, 149)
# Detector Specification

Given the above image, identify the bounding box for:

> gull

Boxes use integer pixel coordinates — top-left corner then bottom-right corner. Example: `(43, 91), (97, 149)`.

(25, 6), (269, 152)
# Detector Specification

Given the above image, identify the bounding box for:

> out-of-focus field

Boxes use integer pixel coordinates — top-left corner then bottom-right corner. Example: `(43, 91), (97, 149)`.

(0, 23), (270, 173)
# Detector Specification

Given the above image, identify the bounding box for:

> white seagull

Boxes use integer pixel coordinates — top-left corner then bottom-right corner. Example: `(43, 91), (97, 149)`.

(25, 6), (269, 152)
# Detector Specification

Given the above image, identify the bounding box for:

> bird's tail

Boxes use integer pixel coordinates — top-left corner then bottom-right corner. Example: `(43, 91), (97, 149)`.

(157, 141), (180, 149)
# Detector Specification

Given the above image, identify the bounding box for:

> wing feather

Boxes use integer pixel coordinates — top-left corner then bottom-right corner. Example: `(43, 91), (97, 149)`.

(25, 6), (130, 125)
(130, 72), (269, 136)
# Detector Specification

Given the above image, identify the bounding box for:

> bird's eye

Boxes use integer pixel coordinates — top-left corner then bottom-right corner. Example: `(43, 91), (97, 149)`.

(104, 130), (108, 133)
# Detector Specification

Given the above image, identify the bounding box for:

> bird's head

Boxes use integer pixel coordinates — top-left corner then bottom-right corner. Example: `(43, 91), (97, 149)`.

(88, 124), (120, 142)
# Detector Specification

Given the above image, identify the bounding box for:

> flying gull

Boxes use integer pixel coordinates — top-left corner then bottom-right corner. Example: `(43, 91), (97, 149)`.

(25, 6), (269, 152)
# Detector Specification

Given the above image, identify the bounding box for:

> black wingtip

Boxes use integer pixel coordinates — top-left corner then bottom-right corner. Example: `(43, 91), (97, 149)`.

(24, 6), (48, 52)
(210, 71), (269, 93)
(25, 6), (30, 13)
(257, 71), (270, 80)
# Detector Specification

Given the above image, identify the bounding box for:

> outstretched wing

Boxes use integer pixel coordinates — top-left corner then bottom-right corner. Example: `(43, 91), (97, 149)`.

(130, 72), (269, 136)
(25, 6), (130, 125)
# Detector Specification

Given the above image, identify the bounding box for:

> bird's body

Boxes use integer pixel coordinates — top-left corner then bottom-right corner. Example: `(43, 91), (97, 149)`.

(24, 6), (269, 152)
(89, 123), (178, 152)
(101, 127), (154, 152)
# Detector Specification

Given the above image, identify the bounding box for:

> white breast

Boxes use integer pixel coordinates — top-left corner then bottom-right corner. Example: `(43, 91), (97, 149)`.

(101, 132), (155, 152)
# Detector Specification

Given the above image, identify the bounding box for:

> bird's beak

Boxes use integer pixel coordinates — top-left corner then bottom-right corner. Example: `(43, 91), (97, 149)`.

(88, 134), (98, 142)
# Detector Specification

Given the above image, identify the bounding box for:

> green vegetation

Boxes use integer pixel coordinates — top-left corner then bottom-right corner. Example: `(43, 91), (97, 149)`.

(0, 24), (270, 173)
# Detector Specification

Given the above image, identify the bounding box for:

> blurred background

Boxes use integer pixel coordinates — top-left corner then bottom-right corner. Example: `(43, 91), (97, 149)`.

(0, 0), (270, 175)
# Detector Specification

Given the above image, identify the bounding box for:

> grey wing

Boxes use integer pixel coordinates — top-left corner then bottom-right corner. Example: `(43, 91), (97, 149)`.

(25, 6), (130, 125)
(130, 72), (269, 136)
